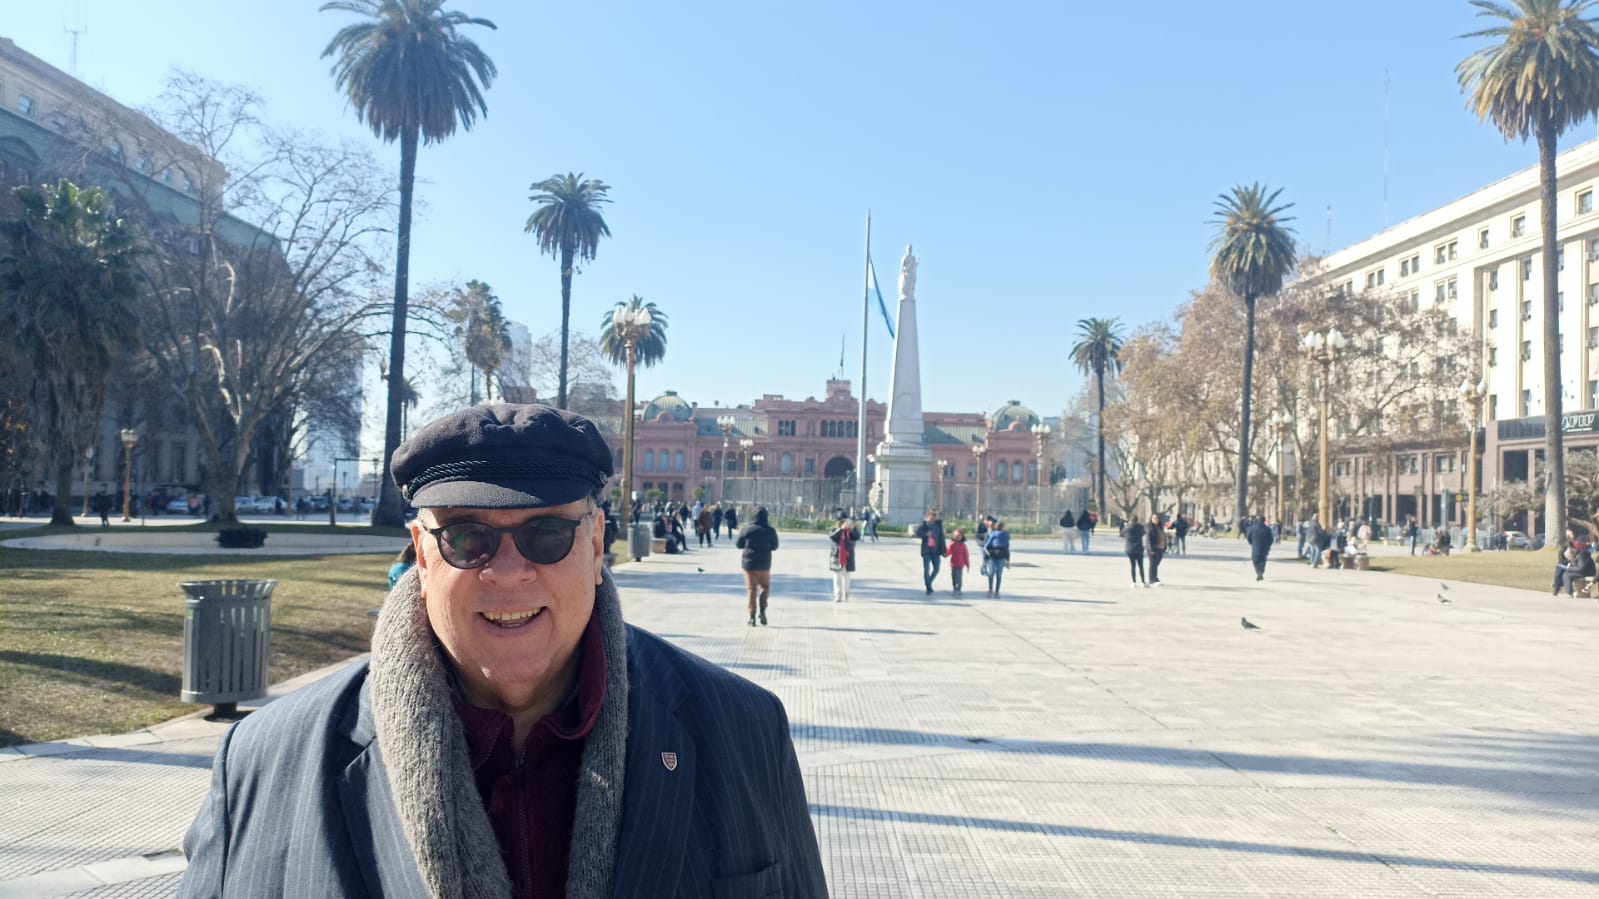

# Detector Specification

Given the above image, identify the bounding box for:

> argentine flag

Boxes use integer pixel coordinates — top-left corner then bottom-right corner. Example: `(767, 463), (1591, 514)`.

(867, 257), (895, 339)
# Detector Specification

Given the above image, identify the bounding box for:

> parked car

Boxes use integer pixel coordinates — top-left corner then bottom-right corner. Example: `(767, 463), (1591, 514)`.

(165, 498), (191, 514)
(1503, 530), (1533, 549)
(307, 495), (330, 512)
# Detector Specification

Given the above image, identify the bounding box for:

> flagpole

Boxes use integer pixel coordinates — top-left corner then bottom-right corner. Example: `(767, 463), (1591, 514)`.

(856, 211), (871, 510)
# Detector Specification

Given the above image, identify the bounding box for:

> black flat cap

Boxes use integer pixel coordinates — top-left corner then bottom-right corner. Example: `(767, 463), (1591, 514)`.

(392, 404), (613, 509)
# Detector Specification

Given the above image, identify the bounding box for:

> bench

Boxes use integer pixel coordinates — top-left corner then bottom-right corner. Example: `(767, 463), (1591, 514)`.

(650, 537), (669, 555)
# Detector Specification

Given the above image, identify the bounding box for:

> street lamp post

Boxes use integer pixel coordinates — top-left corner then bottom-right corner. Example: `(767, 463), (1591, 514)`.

(1302, 328), (1347, 526)
(1031, 423), (1052, 524)
(972, 444), (986, 520)
(613, 306), (653, 559)
(119, 429), (138, 522)
(935, 459), (949, 513)
(750, 453), (764, 508)
(1460, 377), (1487, 552)
(716, 415), (736, 503)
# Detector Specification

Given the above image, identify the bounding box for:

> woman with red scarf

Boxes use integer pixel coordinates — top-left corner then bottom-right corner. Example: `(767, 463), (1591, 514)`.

(829, 516), (861, 602)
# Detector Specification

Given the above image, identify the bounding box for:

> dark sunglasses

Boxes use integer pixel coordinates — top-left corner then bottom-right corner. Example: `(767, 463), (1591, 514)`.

(423, 516), (587, 569)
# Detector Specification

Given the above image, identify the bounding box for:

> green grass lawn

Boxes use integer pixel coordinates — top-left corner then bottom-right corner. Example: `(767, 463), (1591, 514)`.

(1366, 547), (1558, 593)
(0, 524), (403, 747)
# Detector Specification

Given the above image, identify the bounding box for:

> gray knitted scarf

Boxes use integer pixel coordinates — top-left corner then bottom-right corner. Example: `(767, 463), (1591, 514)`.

(369, 567), (631, 899)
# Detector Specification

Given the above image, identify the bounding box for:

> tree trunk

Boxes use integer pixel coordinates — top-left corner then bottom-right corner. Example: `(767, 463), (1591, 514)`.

(51, 456), (75, 526)
(1235, 294), (1258, 528)
(1538, 121), (1567, 549)
(1095, 364), (1106, 514)
(374, 127), (418, 528)
(557, 245), (574, 409)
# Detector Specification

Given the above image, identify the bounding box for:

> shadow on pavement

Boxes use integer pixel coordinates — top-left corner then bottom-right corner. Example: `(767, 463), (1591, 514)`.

(809, 805), (1599, 886)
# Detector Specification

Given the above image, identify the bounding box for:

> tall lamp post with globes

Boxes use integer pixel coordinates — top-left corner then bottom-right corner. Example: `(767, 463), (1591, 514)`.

(1460, 377), (1487, 552)
(612, 305), (653, 559)
(1031, 423), (1052, 524)
(716, 415), (736, 503)
(1302, 327), (1347, 525)
(934, 459), (949, 512)
(750, 453), (764, 508)
(971, 444), (987, 519)
(119, 429), (138, 522)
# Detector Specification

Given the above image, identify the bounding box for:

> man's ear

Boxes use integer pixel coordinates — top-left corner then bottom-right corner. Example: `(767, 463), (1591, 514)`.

(410, 521), (429, 572)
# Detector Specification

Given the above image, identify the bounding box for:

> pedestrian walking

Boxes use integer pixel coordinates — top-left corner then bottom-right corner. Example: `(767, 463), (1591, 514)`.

(92, 489), (111, 527)
(865, 506), (879, 542)
(1121, 518), (1147, 587)
(1247, 516), (1274, 580)
(724, 505), (739, 538)
(1077, 511), (1095, 553)
(177, 403), (825, 897)
(696, 503), (713, 547)
(945, 529), (970, 595)
(828, 515), (860, 602)
(1059, 509), (1076, 552)
(983, 520), (1011, 597)
(1172, 515), (1188, 555)
(1403, 514), (1418, 555)
(712, 503), (725, 539)
(735, 506), (779, 626)
(1146, 514), (1167, 585)
(913, 509), (947, 595)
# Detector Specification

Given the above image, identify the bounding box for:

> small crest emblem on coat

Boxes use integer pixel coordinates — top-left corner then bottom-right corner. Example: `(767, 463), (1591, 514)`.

(661, 752), (679, 772)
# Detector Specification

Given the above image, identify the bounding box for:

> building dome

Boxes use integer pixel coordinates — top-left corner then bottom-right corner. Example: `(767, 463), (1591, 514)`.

(643, 390), (695, 423)
(990, 400), (1039, 432)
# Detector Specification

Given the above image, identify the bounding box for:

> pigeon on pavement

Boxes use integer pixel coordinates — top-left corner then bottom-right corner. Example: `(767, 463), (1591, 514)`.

(696, 567), (705, 573)
(1437, 594), (1451, 604)
(1241, 617), (1261, 630)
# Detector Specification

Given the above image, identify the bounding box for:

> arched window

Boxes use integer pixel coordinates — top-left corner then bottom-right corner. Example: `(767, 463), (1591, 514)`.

(700, 452), (714, 471)
(1011, 461), (1024, 482)
(995, 462), (1008, 482)
(780, 452), (794, 474)
(673, 451), (685, 472)
(643, 451), (655, 472)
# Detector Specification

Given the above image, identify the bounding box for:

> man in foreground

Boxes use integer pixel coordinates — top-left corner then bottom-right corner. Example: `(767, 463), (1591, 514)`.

(179, 403), (826, 898)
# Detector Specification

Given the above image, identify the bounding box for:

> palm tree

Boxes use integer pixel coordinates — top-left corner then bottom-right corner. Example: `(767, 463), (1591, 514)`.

(1070, 318), (1126, 517)
(1459, 0), (1599, 547)
(526, 173), (612, 409)
(0, 180), (142, 526)
(1210, 183), (1297, 527)
(448, 279), (512, 402)
(321, 0), (496, 526)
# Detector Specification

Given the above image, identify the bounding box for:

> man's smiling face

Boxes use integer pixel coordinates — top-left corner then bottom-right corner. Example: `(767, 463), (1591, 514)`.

(411, 498), (603, 715)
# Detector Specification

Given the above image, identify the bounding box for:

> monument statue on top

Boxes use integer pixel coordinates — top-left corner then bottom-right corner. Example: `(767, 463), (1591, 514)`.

(873, 243), (933, 525)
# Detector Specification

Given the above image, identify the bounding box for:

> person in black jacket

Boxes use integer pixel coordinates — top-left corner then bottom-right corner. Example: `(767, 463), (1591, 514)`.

(1121, 517), (1147, 587)
(1145, 514), (1168, 585)
(913, 509), (947, 595)
(1247, 516), (1275, 580)
(735, 506), (779, 625)
(1059, 510), (1075, 553)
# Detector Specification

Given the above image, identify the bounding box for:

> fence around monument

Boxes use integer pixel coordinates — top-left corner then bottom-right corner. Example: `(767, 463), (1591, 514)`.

(710, 476), (1088, 528)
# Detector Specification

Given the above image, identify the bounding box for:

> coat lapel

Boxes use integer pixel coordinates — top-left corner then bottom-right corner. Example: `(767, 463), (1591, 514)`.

(335, 680), (430, 897)
(611, 641), (697, 898)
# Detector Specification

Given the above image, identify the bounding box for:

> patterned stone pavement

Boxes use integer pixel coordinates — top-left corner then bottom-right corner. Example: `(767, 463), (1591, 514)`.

(2, 530), (1596, 896)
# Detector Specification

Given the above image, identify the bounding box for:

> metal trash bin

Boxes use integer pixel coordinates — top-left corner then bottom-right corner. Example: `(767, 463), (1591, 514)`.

(629, 523), (652, 559)
(179, 579), (275, 717)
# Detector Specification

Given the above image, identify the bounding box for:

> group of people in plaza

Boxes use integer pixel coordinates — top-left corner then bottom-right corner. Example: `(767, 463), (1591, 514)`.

(645, 497), (742, 554)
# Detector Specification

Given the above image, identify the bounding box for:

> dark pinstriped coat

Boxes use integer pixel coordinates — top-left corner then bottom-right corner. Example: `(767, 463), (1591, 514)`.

(177, 627), (826, 898)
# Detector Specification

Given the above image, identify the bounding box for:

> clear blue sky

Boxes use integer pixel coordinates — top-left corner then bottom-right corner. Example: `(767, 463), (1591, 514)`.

(4, 0), (1574, 423)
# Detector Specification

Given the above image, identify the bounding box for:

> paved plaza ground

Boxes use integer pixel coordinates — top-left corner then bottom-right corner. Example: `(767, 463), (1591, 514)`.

(0, 529), (1596, 897)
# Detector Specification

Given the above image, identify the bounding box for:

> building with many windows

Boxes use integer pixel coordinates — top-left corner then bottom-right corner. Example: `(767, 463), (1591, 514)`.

(1318, 137), (1599, 532)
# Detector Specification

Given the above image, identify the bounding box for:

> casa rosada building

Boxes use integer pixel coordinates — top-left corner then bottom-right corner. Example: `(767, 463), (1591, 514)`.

(594, 378), (1056, 515)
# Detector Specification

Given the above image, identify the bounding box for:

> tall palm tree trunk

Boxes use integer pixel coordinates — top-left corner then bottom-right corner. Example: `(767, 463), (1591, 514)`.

(374, 127), (418, 528)
(1538, 121), (1566, 547)
(1235, 295), (1258, 526)
(1095, 365), (1107, 514)
(557, 246), (574, 409)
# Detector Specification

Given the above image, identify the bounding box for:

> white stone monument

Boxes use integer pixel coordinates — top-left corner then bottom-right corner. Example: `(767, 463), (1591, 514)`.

(872, 245), (934, 525)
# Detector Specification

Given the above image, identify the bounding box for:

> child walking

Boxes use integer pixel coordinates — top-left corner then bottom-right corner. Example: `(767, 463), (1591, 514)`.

(946, 529), (970, 596)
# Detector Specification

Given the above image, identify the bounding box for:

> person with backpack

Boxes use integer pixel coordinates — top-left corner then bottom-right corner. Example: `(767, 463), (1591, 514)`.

(1121, 516), (1147, 587)
(1059, 509), (1076, 552)
(1145, 513), (1168, 586)
(982, 521), (1010, 597)
(735, 506), (779, 625)
(1077, 510), (1095, 553)
(828, 515), (860, 602)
